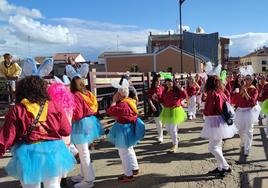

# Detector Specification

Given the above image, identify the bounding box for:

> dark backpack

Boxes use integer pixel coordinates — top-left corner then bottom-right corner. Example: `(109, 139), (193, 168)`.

(221, 100), (235, 126)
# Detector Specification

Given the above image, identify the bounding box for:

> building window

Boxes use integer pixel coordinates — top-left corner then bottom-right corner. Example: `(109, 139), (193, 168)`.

(262, 60), (267, 65)
(224, 44), (229, 50)
(246, 62), (252, 65)
(262, 67), (266, 72)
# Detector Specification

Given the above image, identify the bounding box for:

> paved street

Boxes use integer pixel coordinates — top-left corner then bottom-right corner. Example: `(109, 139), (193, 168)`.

(1, 116), (268, 188)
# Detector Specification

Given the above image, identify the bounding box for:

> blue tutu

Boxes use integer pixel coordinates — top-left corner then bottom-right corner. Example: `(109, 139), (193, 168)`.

(108, 118), (145, 148)
(71, 116), (104, 145)
(5, 140), (76, 184)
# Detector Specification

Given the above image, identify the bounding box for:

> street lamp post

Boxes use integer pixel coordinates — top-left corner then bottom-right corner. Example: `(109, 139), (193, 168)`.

(179, 0), (186, 73)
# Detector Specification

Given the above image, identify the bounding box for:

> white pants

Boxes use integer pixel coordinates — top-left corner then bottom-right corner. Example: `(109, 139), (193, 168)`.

(208, 138), (229, 170)
(238, 122), (254, 153)
(21, 177), (60, 188)
(154, 117), (163, 140)
(188, 96), (197, 116)
(76, 143), (95, 182)
(118, 147), (139, 176)
(166, 125), (178, 145)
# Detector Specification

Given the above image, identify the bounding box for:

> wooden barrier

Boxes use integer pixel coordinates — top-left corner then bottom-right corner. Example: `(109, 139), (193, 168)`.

(87, 70), (147, 129)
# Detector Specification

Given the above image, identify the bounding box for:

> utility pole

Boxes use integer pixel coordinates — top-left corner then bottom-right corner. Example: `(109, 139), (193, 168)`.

(179, 0), (186, 73)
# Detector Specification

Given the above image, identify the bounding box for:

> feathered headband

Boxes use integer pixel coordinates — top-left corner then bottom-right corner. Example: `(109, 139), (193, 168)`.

(205, 61), (222, 77)
(159, 72), (173, 80)
(21, 58), (54, 78)
(239, 65), (254, 76)
(65, 63), (89, 80)
(53, 75), (71, 86)
(111, 78), (129, 90)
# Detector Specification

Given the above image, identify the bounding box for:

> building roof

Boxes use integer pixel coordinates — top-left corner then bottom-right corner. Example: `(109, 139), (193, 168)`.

(53, 53), (81, 61)
(98, 51), (134, 59)
(101, 45), (206, 63)
(148, 33), (181, 42)
(243, 47), (268, 58)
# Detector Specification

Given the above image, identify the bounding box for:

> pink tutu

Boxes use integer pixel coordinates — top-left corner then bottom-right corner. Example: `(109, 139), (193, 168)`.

(201, 115), (237, 140)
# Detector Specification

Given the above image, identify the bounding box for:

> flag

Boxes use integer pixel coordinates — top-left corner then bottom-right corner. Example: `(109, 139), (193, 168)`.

(180, 0), (186, 5)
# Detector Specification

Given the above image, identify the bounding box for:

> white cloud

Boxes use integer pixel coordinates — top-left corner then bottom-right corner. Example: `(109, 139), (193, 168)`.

(228, 32), (268, 57)
(0, 0), (42, 20)
(53, 17), (139, 30)
(8, 15), (77, 44)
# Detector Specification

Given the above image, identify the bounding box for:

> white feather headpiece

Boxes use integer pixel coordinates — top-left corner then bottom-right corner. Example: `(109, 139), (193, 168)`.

(111, 78), (129, 97)
(21, 58), (54, 78)
(205, 61), (222, 77)
(239, 65), (254, 76)
(66, 63), (89, 80)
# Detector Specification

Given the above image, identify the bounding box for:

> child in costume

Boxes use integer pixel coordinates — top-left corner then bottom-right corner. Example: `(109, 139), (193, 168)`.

(66, 65), (103, 188)
(48, 82), (74, 147)
(234, 66), (260, 157)
(201, 73), (236, 177)
(0, 58), (76, 188)
(159, 73), (188, 153)
(107, 79), (145, 183)
(148, 73), (165, 143)
(186, 77), (200, 120)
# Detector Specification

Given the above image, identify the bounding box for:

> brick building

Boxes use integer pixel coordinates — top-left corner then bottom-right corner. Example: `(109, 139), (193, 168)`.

(102, 46), (205, 73)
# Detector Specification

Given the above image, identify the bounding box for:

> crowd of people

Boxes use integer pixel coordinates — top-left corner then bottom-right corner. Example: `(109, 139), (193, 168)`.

(0, 54), (268, 187)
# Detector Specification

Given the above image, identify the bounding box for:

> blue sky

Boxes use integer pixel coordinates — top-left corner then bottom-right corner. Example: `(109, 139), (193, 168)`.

(1, 0), (268, 60)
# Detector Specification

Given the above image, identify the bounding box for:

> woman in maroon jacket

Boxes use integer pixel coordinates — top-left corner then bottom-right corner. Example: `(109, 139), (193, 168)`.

(0, 76), (76, 188)
(201, 76), (237, 177)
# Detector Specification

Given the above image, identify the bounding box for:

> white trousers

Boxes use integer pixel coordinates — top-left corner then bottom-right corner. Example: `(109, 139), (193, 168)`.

(238, 122), (254, 153)
(166, 125), (178, 145)
(76, 143), (95, 182)
(208, 138), (229, 170)
(188, 96), (197, 116)
(21, 177), (60, 188)
(118, 147), (139, 176)
(154, 117), (163, 140)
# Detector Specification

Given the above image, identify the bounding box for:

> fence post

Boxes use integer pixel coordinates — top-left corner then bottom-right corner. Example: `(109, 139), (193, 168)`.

(142, 73), (147, 119)
(88, 69), (97, 96)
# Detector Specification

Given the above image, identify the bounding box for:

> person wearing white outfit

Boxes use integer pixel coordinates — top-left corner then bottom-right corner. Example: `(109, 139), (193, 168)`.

(186, 77), (200, 119)
(148, 74), (165, 143)
(201, 76), (237, 177)
(234, 75), (260, 157)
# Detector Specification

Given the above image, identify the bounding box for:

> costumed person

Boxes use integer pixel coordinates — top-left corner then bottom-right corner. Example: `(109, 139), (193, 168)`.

(119, 72), (139, 102)
(186, 76), (200, 120)
(0, 58), (76, 188)
(234, 66), (260, 157)
(107, 79), (145, 183)
(159, 73), (188, 153)
(47, 81), (76, 187)
(257, 75), (268, 122)
(195, 73), (203, 110)
(66, 65), (103, 188)
(148, 73), (164, 143)
(201, 62), (237, 177)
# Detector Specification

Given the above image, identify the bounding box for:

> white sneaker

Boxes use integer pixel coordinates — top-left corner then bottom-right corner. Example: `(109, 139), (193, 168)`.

(71, 174), (84, 183)
(74, 181), (94, 188)
(189, 116), (193, 120)
(193, 115), (196, 119)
